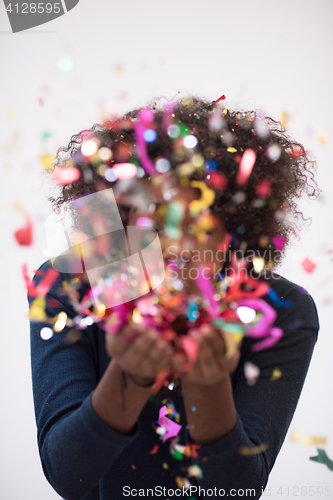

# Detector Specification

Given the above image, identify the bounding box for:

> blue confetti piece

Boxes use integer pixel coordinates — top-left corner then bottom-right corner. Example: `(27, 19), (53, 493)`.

(267, 289), (293, 308)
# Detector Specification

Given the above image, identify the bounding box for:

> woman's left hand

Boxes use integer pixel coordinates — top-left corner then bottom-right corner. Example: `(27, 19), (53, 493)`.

(173, 324), (242, 386)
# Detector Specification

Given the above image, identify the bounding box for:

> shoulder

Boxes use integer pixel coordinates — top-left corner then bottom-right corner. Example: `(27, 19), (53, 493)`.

(28, 260), (88, 317)
(264, 272), (320, 333)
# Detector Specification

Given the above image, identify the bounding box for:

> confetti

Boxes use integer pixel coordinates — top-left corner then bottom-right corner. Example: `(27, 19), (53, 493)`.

(14, 215), (33, 246)
(113, 163), (137, 180)
(236, 149), (256, 186)
(310, 449), (333, 471)
(187, 464), (203, 478)
(213, 95), (226, 103)
(301, 257), (316, 273)
(149, 445), (159, 455)
(290, 430), (327, 448)
(244, 362), (260, 386)
(158, 406), (182, 442)
(40, 153), (55, 171)
(51, 166), (81, 185)
(239, 443), (268, 455)
(270, 368), (282, 381)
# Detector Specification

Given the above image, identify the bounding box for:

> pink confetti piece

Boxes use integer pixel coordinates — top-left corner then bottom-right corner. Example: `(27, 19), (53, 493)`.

(301, 257), (316, 273)
(236, 298), (283, 351)
(236, 149), (256, 186)
(196, 265), (219, 318)
(14, 214), (33, 246)
(51, 166), (81, 185)
(134, 108), (156, 176)
(179, 335), (199, 371)
(272, 235), (286, 251)
(158, 405), (182, 442)
(256, 179), (271, 197)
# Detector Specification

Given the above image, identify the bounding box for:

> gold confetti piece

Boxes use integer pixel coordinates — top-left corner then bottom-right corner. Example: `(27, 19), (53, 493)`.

(271, 367), (282, 381)
(318, 132), (328, 144)
(227, 147), (237, 153)
(221, 330), (243, 359)
(12, 202), (24, 213)
(29, 297), (47, 322)
(290, 430), (328, 448)
(223, 108), (228, 115)
(189, 180), (215, 216)
(162, 463), (169, 469)
(53, 311), (67, 332)
(187, 464), (203, 478)
(40, 153), (55, 171)
(239, 443), (268, 455)
(281, 110), (288, 128)
(253, 257), (265, 273)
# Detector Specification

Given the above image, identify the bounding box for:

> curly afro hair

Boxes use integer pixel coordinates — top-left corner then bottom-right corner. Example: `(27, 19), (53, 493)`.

(49, 95), (319, 269)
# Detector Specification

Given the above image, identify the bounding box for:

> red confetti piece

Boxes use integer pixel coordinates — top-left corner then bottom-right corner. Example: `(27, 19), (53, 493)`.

(206, 172), (228, 189)
(213, 95), (226, 103)
(236, 149), (256, 186)
(14, 215), (33, 246)
(23, 263), (59, 297)
(217, 233), (232, 253)
(301, 258), (316, 273)
(149, 444), (159, 455)
(51, 166), (81, 185)
(256, 179), (271, 198)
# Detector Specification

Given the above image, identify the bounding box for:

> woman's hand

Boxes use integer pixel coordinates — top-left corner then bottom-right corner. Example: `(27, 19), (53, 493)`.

(174, 324), (242, 386)
(105, 323), (173, 384)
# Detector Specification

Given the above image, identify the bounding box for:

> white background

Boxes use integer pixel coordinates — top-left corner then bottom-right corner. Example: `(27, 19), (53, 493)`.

(0, 0), (332, 498)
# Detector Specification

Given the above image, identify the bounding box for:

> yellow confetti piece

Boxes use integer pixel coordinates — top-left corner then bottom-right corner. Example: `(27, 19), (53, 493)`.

(253, 257), (265, 273)
(6, 108), (14, 120)
(162, 463), (169, 469)
(187, 464), (203, 478)
(281, 110), (288, 128)
(290, 430), (328, 448)
(239, 443), (268, 455)
(29, 297), (47, 322)
(189, 180), (215, 216)
(221, 330), (243, 359)
(227, 147), (237, 153)
(271, 368), (282, 381)
(40, 153), (55, 171)
(53, 311), (67, 332)
(223, 108), (228, 115)
(318, 132), (328, 144)
(175, 476), (186, 488)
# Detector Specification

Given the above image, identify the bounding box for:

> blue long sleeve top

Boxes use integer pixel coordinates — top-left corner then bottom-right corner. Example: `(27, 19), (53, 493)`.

(29, 261), (319, 500)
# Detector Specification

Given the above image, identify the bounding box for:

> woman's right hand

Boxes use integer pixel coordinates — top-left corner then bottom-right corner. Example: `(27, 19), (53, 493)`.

(105, 323), (173, 384)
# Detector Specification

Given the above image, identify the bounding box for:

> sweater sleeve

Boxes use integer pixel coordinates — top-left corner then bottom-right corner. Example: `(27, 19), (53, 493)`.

(29, 263), (139, 500)
(187, 285), (319, 499)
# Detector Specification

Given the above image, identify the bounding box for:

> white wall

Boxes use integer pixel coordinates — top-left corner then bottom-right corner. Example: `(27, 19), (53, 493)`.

(0, 0), (332, 498)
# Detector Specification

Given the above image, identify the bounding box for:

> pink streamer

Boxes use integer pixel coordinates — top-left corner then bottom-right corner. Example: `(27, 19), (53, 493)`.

(158, 406), (182, 442)
(196, 265), (219, 318)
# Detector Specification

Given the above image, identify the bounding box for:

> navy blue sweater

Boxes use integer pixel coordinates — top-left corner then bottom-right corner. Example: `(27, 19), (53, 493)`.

(29, 261), (319, 500)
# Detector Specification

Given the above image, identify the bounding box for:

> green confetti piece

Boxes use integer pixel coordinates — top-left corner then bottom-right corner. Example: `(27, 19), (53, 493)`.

(310, 448), (333, 471)
(172, 450), (184, 461)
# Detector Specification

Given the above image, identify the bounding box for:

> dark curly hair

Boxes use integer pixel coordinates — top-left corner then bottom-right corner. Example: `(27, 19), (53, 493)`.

(49, 95), (319, 269)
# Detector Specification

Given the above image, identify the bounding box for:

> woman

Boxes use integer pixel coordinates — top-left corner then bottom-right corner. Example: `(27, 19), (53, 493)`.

(30, 96), (319, 500)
